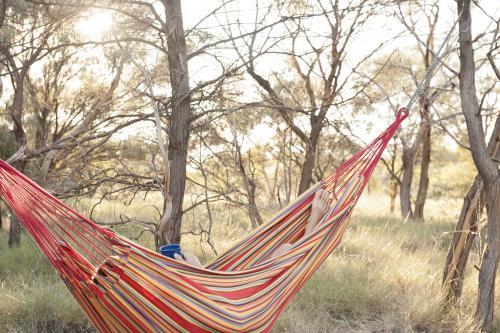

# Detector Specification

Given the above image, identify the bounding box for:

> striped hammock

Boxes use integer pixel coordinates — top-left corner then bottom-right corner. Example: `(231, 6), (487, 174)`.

(0, 109), (407, 332)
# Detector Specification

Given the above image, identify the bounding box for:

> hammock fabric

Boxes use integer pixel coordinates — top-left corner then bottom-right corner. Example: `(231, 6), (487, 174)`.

(0, 108), (407, 333)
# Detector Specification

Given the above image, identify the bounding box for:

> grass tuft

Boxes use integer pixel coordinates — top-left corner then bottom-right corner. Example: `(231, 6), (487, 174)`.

(0, 193), (498, 332)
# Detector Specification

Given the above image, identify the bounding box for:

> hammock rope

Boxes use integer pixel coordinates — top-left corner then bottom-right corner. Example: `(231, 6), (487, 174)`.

(405, 13), (460, 110)
(0, 108), (407, 332)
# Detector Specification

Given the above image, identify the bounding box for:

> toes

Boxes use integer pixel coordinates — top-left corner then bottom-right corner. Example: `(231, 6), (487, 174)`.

(322, 190), (329, 201)
(322, 191), (331, 212)
(321, 190), (329, 202)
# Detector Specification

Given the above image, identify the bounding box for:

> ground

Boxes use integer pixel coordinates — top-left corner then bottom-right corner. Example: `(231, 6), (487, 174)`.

(0, 193), (498, 333)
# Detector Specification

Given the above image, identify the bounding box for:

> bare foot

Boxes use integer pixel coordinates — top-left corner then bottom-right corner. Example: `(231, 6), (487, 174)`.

(270, 190), (331, 259)
(305, 189), (331, 236)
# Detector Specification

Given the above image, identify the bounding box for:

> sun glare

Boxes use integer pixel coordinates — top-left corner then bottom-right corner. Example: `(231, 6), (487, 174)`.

(76, 11), (114, 39)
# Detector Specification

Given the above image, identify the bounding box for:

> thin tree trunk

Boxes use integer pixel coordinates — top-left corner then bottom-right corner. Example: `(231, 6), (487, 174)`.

(476, 181), (500, 332)
(158, 0), (191, 245)
(0, 200), (3, 230)
(390, 179), (398, 213)
(298, 124), (321, 195)
(443, 117), (499, 304)
(246, 179), (264, 229)
(8, 213), (20, 247)
(8, 83), (26, 248)
(400, 148), (414, 218)
(456, 1), (500, 330)
(285, 130), (292, 204)
(297, 144), (316, 195)
(442, 175), (482, 302)
(234, 138), (264, 229)
(414, 96), (431, 219)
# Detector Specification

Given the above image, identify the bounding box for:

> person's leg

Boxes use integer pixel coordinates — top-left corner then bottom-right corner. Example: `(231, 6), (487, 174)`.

(175, 189), (333, 264)
(271, 189), (331, 258)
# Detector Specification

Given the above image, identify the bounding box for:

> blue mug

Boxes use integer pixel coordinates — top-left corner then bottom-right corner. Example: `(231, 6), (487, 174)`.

(160, 244), (183, 259)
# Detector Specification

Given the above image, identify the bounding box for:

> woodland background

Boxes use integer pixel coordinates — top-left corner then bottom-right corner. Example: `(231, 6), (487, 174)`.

(0, 0), (499, 332)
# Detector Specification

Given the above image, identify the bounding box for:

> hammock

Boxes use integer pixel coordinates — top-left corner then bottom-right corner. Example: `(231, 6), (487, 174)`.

(0, 108), (407, 333)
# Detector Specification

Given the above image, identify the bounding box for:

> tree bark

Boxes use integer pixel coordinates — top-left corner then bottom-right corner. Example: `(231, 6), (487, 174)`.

(389, 178), (398, 213)
(476, 182), (500, 332)
(158, 0), (191, 245)
(414, 96), (431, 219)
(456, 1), (500, 331)
(442, 175), (482, 302)
(8, 213), (21, 247)
(8, 83), (26, 248)
(234, 139), (264, 229)
(0, 199), (5, 230)
(443, 117), (500, 305)
(400, 147), (414, 218)
(298, 122), (321, 195)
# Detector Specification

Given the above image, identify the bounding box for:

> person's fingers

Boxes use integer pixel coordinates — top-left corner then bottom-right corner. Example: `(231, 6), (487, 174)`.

(319, 189), (326, 201)
(315, 189), (323, 201)
(173, 253), (183, 261)
(323, 190), (331, 201)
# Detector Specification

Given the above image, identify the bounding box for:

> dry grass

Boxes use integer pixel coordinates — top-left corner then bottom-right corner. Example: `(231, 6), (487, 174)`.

(0, 193), (498, 332)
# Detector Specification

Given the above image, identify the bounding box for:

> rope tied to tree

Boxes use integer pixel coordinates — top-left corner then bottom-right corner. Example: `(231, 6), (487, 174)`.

(405, 12), (462, 111)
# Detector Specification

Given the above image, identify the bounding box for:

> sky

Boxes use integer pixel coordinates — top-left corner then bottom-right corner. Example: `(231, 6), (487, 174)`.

(2, 1), (499, 154)
(175, 0), (499, 148)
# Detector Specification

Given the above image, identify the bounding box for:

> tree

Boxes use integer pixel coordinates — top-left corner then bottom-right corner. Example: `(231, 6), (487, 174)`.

(395, 0), (459, 220)
(455, 0), (500, 331)
(240, 0), (379, 195)
(155, 0), (191, 245)
(442, 117), (499, 303)
(0, 3), (58, 246)
(0, 126), (15, 230)
(441, 11), (500, 303)
(60, 0), (298, 245)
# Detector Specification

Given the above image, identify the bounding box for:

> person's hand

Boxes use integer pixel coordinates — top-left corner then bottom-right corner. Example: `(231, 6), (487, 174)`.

(174, 252), (203, 268)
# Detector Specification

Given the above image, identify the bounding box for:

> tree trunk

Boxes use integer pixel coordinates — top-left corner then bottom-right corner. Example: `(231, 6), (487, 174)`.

(298, 123), (321, 195)
(414, 97), (431, 219)
(246, 179), (264, 229)
(442, 175), (482, 302)
(8, 213), (21, 247)
(234, 136), (264, 229)
(297, 143), (316, 195)
(443, 116), (499, 305)
(400, 148), (414, 218)
(456, 1), (500, 330)
(158, 0), (191, 246)
(0, 200), (3, 230)
(476, 181), (500, 332)
(390, 179), (398, 213)
(8, 83), (26, 248)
